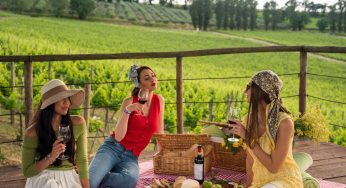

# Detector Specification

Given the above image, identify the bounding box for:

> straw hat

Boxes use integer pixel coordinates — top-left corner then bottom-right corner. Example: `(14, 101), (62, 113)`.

(40, 79), (84, 109)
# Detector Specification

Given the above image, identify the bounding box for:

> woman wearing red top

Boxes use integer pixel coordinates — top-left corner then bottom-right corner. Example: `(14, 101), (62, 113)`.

(89, 65), (164, 188)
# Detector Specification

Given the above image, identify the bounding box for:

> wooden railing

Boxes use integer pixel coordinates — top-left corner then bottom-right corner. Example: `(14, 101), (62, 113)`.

(1, 46), (345, 133)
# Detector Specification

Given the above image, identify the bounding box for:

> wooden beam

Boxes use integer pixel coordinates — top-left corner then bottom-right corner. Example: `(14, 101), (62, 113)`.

(1, 46), (345, 63)
(176, 56), (183, 134)
(299, 50), (307, 115)
(24, 60), (33, 128)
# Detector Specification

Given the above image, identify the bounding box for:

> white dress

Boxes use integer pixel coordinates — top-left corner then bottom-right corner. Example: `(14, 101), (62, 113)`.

(25, 169), (82, 188)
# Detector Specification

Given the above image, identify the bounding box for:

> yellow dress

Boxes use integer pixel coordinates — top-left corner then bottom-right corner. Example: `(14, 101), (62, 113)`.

(247, 112), (303, 188)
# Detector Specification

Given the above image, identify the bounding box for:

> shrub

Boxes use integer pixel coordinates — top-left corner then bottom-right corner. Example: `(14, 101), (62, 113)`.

(294, 106), (330, 143)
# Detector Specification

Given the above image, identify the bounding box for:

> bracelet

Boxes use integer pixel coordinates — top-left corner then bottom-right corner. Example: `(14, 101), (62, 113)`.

(44, 153), (53, 165)
(124, 106), (131, 115)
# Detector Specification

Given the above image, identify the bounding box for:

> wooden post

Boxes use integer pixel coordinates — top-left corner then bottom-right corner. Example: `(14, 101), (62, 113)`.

(299, 50), (307, 115)
(24, 60), (33, 128)
(176, 56), (183, 134)
(83, 66), (93, 128)
(104, 108), (109, 134)
(209, 100), (214, 121)
(19, 113), (23, 140)
(10, 61), (15, 125)
(48, 61), (51, 80)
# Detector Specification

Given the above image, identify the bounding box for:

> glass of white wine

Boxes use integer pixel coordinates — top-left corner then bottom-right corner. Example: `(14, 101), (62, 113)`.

(227, 107), (240, 142)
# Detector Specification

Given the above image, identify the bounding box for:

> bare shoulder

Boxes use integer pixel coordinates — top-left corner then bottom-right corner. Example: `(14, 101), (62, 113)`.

(71, 115), (86, 126)
(156, 94), (165, 103)
(123, 96), (133, 105)
(25, 125), (37, 137)
(278, 117), (294, 136)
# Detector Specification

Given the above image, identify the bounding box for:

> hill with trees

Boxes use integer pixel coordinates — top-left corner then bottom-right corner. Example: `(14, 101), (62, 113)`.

(0, 0), (346, 33)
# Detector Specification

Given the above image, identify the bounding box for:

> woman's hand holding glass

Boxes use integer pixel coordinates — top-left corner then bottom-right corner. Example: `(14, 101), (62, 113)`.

(50, 138), (66, 161)
(230, 120), (246, 140)
(228, 107), (240, 142)
(57, 125), (71, 160)
(126, 103), (144, 114)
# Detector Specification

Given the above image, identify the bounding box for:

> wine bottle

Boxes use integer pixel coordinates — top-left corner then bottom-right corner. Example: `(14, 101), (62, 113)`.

(194, 144), (204, 185)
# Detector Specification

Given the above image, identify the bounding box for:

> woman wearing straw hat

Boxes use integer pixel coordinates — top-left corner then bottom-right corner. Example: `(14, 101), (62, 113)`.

(230, 70), (303, 188)
(89, 65), (164, 188)
(22, 79), (89, 188)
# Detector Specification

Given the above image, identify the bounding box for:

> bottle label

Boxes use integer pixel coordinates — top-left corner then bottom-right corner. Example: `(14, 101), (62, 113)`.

(194, 163), (203, 180)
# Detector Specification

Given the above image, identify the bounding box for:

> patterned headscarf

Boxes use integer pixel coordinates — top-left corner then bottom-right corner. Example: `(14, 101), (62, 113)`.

(250, 70), (283, 148)
(128, 64), (140, 87)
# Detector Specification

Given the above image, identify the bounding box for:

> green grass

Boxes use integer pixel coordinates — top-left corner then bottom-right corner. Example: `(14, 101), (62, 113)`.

(305, 17), (319, 29)
(0, 12), (345, 158)
(218, 30), (346, 61)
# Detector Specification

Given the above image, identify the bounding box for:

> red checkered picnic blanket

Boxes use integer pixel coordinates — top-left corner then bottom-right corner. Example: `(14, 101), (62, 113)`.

(136, 160), (246, 187)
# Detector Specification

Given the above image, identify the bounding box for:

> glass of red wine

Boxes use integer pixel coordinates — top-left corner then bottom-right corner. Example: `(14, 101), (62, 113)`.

(138, 88), (149, 104)
(57, 124), (71, 160)
(228, 107), (240, 142)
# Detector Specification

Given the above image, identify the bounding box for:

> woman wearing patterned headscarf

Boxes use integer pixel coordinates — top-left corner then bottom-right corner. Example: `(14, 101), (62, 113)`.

(89, 65), (165, 188)
(230, 70), (303, 188)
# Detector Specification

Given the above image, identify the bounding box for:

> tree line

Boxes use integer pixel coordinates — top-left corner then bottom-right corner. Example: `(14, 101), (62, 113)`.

(189, 0), (346, 33)
(0, 0), (345, 32)
(0, 0), (96, 19)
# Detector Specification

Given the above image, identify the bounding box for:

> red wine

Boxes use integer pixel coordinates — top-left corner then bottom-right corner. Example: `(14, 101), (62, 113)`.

(138, 100), (147, 104)
(194, 144), (204, 185)
(228, 120), (237, 124)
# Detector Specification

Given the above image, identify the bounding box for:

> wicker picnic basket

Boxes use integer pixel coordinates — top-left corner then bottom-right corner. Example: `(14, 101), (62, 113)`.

(212, 141), (246, 172)
(153, 134), (213, 176)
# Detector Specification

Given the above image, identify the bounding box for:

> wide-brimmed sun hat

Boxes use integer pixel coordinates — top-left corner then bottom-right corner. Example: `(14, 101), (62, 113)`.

(40, 79), (84, 109)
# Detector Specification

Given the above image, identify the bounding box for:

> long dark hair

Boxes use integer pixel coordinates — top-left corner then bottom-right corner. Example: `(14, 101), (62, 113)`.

(131, 66), (154, 96)
(31, 103), (75, 166)
(245, 83), (290, 148)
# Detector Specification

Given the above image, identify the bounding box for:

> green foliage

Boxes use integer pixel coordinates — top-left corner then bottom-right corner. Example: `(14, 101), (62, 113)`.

(330, 129), (346, 146)
(316, 18), (328, 32)
(285, 0), (310, 31)
(89, 117), (103, 132)
(70, 0), (96, 19)
(32, 0), (48, 13)
(189, 0), (212, 30)
(328, 5), (337, 33)
(193, 125), (202, 134)
(9, 0), (34, 12)
(263, 2), (270, 30)
(215, 0), (257, 31)
(214, 0), (223, 29)
(92, 85), (111, 107)
(294, 106), (330, 143)
(48, 0), (68, 17)
(4, 90), (19, 110)
(70, 108), (82, 115)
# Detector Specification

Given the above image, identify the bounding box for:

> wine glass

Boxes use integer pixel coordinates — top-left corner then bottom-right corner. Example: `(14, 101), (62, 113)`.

(138, 88), (149, 104)
(228, 107), (240, 142)
(57, 124), (71, 160)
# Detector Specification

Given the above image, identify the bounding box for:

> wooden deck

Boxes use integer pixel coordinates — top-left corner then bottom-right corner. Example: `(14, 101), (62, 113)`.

(0, 140), (345, 187)
(293, 140), (346, 184)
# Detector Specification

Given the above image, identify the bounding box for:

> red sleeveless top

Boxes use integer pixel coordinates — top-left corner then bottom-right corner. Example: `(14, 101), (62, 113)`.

(120, 94), (160, 156)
